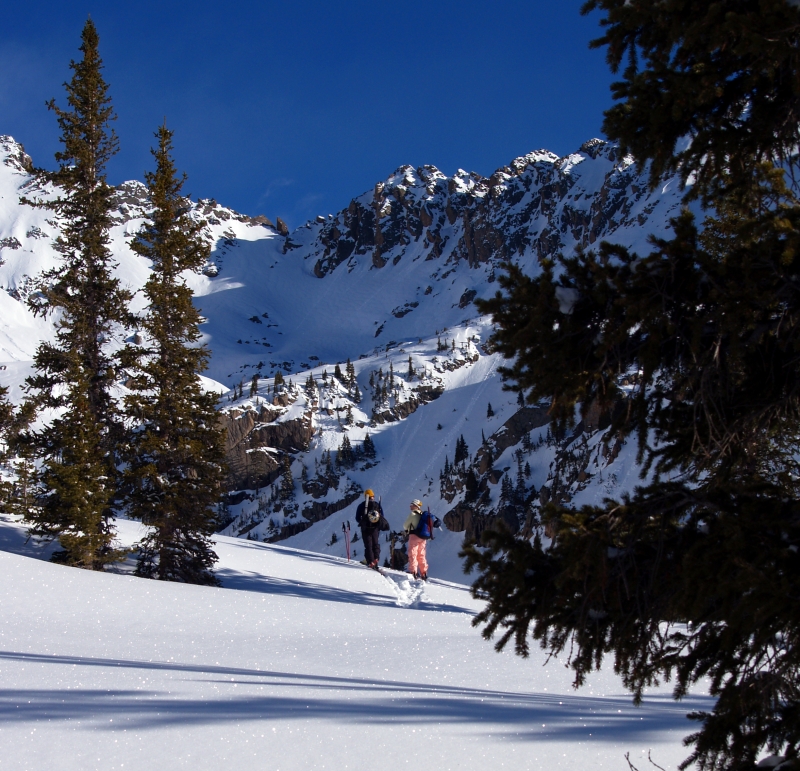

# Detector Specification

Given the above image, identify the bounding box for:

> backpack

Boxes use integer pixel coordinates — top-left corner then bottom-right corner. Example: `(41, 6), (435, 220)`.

(367, 499), (381, 524)
(414, 511), (439, 540)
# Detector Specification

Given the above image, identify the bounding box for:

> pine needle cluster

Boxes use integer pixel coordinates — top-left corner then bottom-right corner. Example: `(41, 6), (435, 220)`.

(468, 2), (800, 769)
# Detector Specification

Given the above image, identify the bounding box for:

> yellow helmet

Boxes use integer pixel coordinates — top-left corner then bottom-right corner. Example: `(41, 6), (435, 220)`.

(365, 489), (375, 498)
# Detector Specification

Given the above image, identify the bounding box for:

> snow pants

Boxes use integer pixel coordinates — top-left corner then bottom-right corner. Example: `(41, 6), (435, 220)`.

(362, 528), (380, 565)
(407, 534), (428, 576)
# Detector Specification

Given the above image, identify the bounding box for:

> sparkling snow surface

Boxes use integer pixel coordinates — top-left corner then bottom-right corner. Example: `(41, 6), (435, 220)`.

(0, 516), (710, 771)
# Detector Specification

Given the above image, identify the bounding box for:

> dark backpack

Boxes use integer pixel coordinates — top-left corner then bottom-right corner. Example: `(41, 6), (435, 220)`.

(414, 511), (439, 540)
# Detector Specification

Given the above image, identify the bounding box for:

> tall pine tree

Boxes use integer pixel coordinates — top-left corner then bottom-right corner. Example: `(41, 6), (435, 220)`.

(24, 19), (131, 569)
(125, 124), (225, 586)
(469, 3), (800, 769)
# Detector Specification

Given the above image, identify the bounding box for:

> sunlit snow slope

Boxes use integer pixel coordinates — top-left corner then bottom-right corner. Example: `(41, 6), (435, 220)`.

(0, 513), (709, 771)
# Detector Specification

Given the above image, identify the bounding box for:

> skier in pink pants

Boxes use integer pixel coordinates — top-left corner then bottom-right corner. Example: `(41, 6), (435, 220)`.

(402, 499), (440, 580)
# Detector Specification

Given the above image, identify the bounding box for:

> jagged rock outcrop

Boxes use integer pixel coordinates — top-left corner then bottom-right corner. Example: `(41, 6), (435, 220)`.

(0, 136), (32, 173)
(221, 404), (314, 490)
(443, 502), (521, 544)
(442, 405), (551, 540)
(472, 406), (550, 475)
(301, 490), (361, 524)
(294, 140), (681, 284)
(371, 384), (445, 424)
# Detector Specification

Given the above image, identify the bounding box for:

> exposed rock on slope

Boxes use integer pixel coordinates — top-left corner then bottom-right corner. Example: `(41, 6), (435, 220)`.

(294, 139), (682, 281)
(220, 402), (314, 490)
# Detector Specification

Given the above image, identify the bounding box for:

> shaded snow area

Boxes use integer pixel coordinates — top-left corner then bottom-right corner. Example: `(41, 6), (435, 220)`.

(0, 515), (710, 771)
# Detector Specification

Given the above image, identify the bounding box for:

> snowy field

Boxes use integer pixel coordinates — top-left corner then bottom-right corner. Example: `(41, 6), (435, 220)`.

(0, 516), (710, 771)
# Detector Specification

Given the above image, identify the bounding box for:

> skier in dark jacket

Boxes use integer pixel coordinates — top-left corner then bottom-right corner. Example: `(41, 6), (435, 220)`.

(355, 489), (385, 570)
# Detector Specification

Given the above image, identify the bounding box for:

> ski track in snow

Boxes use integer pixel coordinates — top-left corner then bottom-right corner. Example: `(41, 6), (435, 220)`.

(381, 569), (426, 607)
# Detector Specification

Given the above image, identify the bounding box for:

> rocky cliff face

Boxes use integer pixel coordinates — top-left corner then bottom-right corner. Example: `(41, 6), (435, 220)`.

(220, 401), (314, 491)
(441, 405), (550, 542)
(289, 139), (683, 284)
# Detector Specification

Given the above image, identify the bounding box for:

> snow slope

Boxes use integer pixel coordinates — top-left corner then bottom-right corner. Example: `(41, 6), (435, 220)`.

(0, 513), (710, 771)
(0, 131), (693, 585)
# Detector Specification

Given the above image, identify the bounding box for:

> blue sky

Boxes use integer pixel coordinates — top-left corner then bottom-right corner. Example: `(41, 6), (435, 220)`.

(2, 1), (615, 228)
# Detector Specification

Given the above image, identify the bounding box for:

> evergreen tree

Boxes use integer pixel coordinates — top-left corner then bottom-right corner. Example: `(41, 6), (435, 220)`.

(0, 387), (30, 512)
(125, 124), (225, 585)
(468, 3), (800, 769)
(334, 363), (344, 382)
(515, 457), (525, 503)
(407, 355), (415, 380)
(23, 20), (131, 569)
(500, 473), (513, 503)
(338, 435), (354, 468)
(454, 434), (469, 465)
(345, 358), (356, 391)
(279, 455), (294, 500)
(464, 467), (479, 503)
(363, 432), (376, 459)
(388, 361), (394, 389)
(273, 370), (284, 393)
(250, 374), (258, 398)
(324, 450), (336, 489)
(486, 402), (494, 418)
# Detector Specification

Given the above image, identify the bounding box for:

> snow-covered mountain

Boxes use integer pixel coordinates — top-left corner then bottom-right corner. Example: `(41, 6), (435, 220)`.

(0, 133), (688, 582)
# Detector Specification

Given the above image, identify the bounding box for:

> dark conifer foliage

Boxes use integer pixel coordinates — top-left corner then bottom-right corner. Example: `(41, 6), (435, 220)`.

(469, 3), (800, 769)
(338, 435), (354, 468)
(454, 435), (469, 466)
(362, 432), (376, 459)
(279, 455), (295, 500)
(23, 20), (131, 569)
(125, 125), (224, 586)
(0, 387), (30, 510)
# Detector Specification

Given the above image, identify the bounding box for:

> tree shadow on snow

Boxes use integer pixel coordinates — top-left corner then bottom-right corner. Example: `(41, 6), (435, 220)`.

(0, 649), (711, 742)
(213, 568), (397, 608)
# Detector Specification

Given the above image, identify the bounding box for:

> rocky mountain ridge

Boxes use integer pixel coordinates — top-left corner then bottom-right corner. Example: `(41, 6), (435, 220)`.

(0, 132), (687, 580)
(289, 138), (685, 283)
